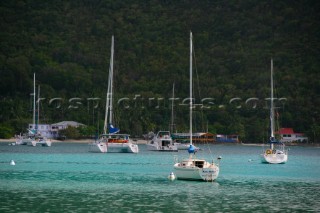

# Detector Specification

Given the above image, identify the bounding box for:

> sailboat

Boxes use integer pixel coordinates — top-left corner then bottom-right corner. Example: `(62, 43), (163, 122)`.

(173, 32), (220, 181)
(89, 36), (139, 153)
(15, 73), (51, 147)
(261, 59), (288, 164)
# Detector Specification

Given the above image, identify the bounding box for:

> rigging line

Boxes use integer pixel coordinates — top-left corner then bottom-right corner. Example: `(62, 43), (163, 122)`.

(204, 133), (214, 160)
(273, 63), (281, 134)
(192, 40), (202, 101)
(192, 35), (206, 132)
(192, 42), (200, 129)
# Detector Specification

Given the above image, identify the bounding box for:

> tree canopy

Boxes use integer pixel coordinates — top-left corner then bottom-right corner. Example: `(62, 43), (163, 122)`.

(1, 0), (319, 142)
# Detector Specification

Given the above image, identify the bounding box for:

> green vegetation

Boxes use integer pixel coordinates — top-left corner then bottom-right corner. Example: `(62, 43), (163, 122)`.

(0, 125), (14, 139)
(58, 126), (97, 140)
(0, 0), (319, 142)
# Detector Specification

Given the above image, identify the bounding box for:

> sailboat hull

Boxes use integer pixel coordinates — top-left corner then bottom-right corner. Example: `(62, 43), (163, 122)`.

(107, 143), (139, 153)
(89, 142), (108, 153)
(173, 160), (219, 181)
(89, 142), (138, 153)
(27, 139), (52, 147)
(17, 138), (32, 145)
(261, 152), (288, 164)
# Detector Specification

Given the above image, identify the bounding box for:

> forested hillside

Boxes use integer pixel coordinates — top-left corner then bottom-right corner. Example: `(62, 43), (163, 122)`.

(1, 0), (319, 142)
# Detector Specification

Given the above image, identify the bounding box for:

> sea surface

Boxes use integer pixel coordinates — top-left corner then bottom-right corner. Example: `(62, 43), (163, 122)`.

(0, 142), (319, 213)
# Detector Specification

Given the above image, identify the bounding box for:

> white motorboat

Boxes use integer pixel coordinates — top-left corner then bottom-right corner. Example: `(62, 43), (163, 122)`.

(147, 131), (178, 151)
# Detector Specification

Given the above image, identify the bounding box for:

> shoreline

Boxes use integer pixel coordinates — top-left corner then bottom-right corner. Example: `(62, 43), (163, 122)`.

(0, 138), (148, 144)
(240, 142), (320, 147)
(0, 139), (318, 147)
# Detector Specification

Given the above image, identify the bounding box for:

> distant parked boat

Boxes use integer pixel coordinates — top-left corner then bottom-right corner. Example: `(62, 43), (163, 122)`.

(27, 135), (52, 147)
(261, 59), (288, 164)
(15, 133), (33, 145)
(146, 131), (178, 152)
(15, 73), (51, 147)
(89, 36), (138, 153)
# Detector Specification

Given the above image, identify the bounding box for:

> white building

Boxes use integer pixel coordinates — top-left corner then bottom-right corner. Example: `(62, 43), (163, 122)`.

(276, 128), (308, 143)
(29, 121), (85, 139)
(29, 124), (52, 138)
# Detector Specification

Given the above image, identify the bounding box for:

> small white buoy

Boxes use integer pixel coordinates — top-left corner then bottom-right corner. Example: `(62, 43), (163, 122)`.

(248, 159), (253, 162)
(10, 160), (15, 166)
(168, 172), (176, 181)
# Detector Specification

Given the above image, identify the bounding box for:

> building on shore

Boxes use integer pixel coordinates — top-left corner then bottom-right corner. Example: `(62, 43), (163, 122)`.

(215, 134), (239, 143)
(171, 132), (240, 143)
(171, 132), (215, 143)
(276, 128), (308, 143)
(28, 121), (85, 139)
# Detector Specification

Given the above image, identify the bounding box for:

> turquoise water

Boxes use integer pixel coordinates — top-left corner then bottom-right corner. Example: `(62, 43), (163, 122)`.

(0, 143), (319, 212)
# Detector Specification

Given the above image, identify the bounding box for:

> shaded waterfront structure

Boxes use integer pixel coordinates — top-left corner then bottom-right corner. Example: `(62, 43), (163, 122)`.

(171, 132), (215, 143)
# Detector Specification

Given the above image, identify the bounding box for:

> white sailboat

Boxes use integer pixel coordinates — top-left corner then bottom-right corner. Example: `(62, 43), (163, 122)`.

(89, 36), (139, 153)
(16, 73), (51, 147)
(261, 59), (288, 164)
(147, 130), (178, 151)
(173, 32), (220, 181)
(15, 132), (33, 145)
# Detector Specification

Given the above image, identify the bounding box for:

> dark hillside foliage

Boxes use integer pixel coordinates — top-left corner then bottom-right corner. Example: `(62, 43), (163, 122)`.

(0, 0), (319, 142)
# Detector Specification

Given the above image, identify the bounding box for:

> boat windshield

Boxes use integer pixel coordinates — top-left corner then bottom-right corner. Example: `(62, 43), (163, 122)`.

(157, 131), (170, 138)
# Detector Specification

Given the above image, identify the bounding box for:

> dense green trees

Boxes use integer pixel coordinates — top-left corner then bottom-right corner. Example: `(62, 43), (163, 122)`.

(0, 125), (14, 139)
(0, 0), (319, 142)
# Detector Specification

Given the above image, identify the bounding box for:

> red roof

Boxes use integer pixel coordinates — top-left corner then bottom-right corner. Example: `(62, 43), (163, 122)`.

(277, 128), (294, 134)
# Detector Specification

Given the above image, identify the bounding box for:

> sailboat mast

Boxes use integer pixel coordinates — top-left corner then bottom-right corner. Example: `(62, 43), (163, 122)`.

(109, 35), (114, 125)
(189, 32), (193, 145)
(270, 59), (275, 149)
(33, 73), (36, 133)
(103, 82), (109, 134)
(36, 85), (40, 133)
(171, 83), (175, 133)
(103, 36), (114, 135)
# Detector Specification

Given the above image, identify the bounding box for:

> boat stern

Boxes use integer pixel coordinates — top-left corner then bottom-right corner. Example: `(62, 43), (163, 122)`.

(89, 142), (108, 153)
(261, 150), (288, 164)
